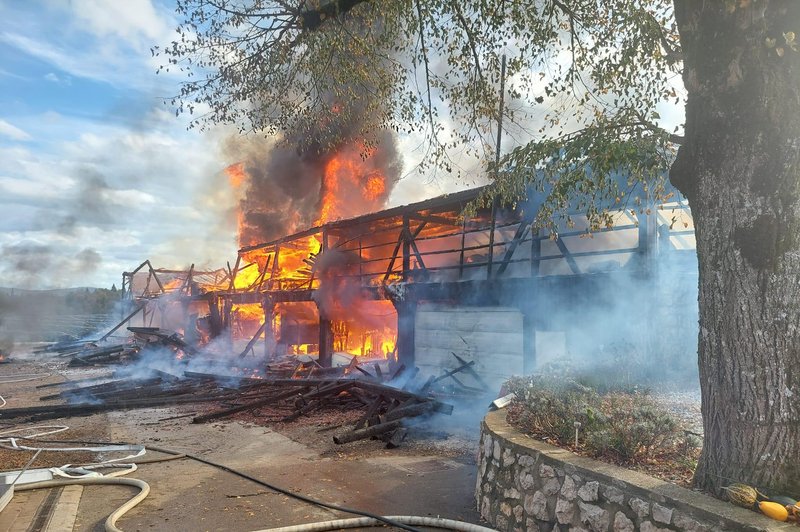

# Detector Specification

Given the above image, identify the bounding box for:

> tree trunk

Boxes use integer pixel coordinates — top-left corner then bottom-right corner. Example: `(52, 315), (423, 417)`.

(671, 1), (800, 494)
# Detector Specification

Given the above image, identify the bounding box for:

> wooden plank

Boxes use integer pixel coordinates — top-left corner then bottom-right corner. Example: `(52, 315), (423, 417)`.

(554, 237), (581, 274)
(451, 352), (491, 390)
(238, 321), (268, 358)
(99, 304), (145, 341)
(496, 221), (531, 276)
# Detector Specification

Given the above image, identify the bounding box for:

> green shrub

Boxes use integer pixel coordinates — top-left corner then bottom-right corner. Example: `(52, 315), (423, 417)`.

(584, 393), (679, 462)
(506, 374), (686, 464)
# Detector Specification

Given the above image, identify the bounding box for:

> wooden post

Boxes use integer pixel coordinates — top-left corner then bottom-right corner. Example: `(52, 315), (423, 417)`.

(222, 297), (233, 347)
(531, 230), (541, 277)
(228, 255), (241, 292)
(318, 311), (334, 368)
(458, 216), (467, 279)
(486, 199), (498, 278)
(261, 297), (275, 361)
(402, 215), (410, 282)
(207, 295), (222, 339)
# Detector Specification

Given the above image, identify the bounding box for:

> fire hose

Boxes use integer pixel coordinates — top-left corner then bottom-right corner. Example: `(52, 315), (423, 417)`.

(253, 516), (497, 532)
(13, 477), (150, 532)
(4, 437), (496, 532)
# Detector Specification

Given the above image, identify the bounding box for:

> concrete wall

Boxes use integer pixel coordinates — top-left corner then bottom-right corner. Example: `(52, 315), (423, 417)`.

(477, 410), (788, 532)
(415, 303), (523, 390)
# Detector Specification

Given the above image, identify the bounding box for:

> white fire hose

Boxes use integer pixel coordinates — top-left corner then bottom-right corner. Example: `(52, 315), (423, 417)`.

(253, 516), (498, 532)
(13, 476), (150, 532)
(3, 437), (495, 532)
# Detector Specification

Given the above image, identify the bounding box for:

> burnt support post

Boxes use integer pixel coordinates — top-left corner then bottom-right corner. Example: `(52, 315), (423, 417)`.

(261, 297), (275, 360)
(222, 297), (234, 348)
(207, 295), (222, 339)
(394, 299), (417, 369)
(318, 312), (334, 368)
(401, 214), (410, 282)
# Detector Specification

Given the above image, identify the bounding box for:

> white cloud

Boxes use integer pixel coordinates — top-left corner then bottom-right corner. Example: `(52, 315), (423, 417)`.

(0, 119), (32, 141)
(0, 109), (240, 287)
(44, 72), (71, 85)
(70, 0), (173, 46)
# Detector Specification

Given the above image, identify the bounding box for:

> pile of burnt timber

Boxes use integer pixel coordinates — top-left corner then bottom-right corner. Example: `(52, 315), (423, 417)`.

(0, 372), (238, 423)
(1, 367), (456, 448)
(191, 372), (454, 447)
(34, 327), (200, 367)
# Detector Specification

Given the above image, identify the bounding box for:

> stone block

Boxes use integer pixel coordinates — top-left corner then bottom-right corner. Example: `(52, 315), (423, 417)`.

(555, 497), (575, 524)
(672, 512), (710, 532)
(520, 472), (536, 490)
(519, 454), (536, 467)
(524, 491), (549, 521)
(481, 495), (491, 519)
(652, 503), (673, 525)
(578, 501), (610, 532)
(613, 511), (635, 532)
(505, 487), (521, 500)
(496, 515), (509, 530)
(601, 484), (625, 505)
(503, 448), (516, 466)
(578, 481), (599, 502)
(494, 440), (502, 461)
(560, 475), (577, 500)
(628, 497), (650, 518)
(514, 504), (524, 522)
(501, 501), (513, 517)
(539, 464), (556, 478)
(542, 477), (561, 496)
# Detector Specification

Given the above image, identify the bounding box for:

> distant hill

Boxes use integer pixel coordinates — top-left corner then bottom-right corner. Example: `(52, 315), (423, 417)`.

(0, 286), (105, 295)
(0, 286), (122, 343)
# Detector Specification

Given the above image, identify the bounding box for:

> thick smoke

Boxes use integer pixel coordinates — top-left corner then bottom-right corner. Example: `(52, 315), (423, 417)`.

(224, 32), (403, 248)
(225, 128), (401, 247)
(0, 243), (102, 288)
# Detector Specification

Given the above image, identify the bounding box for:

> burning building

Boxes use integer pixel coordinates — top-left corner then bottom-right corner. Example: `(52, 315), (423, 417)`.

(121, 175), (698, 389)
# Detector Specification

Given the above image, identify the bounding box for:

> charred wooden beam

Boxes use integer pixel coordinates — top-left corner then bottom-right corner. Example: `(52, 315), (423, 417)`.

(554, 237), (580, 274)
(333, 419), (403, 444)
(238, 320), (268, 358)
(192, 386), (310, 423)
(495, 221), (532, 276)
(450, 353), (491, 391)
(99, 304), (145, 341)
(378, 401), (434, 423)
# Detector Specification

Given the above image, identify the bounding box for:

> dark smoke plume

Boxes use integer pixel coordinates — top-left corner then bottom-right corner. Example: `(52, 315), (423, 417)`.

(224, 27), (403, 247)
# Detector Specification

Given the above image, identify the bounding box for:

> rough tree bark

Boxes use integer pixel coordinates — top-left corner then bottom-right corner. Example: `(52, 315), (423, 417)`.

(671, 1), (800, 494)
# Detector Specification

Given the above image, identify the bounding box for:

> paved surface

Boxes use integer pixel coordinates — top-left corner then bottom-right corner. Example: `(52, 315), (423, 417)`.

(0, 359), (487, 532)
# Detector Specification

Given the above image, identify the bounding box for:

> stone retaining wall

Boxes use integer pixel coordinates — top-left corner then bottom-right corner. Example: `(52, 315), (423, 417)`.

(476, 410), (791, 532)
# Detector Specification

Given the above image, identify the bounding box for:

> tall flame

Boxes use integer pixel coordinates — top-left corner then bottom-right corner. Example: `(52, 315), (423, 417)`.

(223, 138), (398, 358)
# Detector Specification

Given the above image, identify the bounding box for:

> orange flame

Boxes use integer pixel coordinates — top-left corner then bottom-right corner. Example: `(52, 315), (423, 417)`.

(222, 140), (396, 357)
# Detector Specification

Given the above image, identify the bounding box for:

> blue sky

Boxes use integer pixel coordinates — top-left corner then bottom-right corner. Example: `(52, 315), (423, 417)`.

(0, 0), (462, 289)
(0, 1), (684, 289)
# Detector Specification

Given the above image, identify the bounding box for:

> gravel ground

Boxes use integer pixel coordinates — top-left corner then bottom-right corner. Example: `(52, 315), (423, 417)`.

(651, 387), (703, 435)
